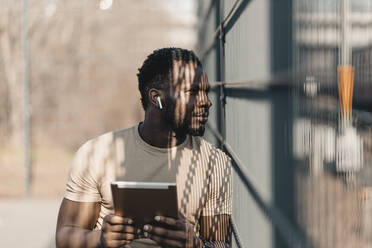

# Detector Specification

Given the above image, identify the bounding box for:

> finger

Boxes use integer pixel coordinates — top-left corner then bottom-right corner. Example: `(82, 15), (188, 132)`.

(104, 239), (132, 248)
(122, 218), (134, 225)
(143, 225), (185, 241)
(136, 228), (144, 239)
(107, 224), (135, 233)
(109, 232), (135, 241)
(144, 232), (184, 248)
(154, 216), (185, 230)
(105, 215), (133, 225)
(154, 216), (176, 225)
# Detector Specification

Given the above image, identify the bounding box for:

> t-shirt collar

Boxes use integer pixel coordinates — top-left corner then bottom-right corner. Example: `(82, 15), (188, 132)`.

(134, 122), (190, 153)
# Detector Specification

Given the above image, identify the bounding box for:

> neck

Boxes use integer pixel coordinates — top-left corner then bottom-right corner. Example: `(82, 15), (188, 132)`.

(138, 110), (187, 148)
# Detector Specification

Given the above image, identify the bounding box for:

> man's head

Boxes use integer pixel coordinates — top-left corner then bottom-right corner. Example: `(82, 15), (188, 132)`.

(137, 48), (212, 136)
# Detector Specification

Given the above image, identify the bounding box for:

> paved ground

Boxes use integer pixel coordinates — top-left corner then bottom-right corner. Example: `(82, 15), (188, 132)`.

(0, 198), (62, 248)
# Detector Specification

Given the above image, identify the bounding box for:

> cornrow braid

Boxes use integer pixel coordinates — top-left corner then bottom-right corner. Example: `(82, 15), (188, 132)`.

(137, 47), (202, 110)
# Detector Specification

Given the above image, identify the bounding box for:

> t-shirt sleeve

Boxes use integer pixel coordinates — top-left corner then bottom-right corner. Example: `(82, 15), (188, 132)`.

(65, 140), (101, 202)
(201, 151), (232, 216)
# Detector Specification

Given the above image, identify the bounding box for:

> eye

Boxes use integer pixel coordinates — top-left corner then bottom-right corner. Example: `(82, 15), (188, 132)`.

(188, 88), (199, 95)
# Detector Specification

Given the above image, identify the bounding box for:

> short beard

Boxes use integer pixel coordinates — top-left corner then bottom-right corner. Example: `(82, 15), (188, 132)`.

(163, 104), (188, 136)
(188, 125), (206, 136)
(162, 97), (206, 137)
(163, 106), (205, 137)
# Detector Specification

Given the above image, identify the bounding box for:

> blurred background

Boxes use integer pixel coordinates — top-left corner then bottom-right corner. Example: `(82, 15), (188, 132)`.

(2, 0), (372, 247)
(0, 0), (197, 247)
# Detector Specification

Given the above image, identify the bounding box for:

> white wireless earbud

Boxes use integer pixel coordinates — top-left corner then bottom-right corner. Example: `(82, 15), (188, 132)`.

(156, 96), (163, 109)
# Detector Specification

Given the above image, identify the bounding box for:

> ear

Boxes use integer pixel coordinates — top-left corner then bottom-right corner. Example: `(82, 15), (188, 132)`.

(148, 89), (162, 109)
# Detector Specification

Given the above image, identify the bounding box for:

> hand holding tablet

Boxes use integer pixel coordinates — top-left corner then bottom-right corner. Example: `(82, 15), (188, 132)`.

(110, 182), (201, 247)
(111, 181), (178, 229)
(142, 213), (201, 248)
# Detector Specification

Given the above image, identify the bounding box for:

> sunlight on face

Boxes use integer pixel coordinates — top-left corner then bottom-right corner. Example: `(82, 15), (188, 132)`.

(165, 60), (211, 136)
(171, 61), (196, 126)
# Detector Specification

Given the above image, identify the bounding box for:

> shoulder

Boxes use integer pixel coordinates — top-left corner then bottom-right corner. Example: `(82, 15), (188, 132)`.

(77, 125), (136, 153)
(69, 125), (137, 178)
(72, 125), (137, 168)
(191, 136), (231, 164)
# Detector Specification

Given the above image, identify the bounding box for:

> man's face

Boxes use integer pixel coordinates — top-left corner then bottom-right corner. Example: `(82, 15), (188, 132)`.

(163, 61), (212, 136)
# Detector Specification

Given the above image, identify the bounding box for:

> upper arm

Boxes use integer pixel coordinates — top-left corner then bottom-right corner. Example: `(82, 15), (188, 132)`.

(200, 214), (232, 244)
(55, 138), (106, 247)
(56, 198), (101, 231)
(65, 140), (101, 203)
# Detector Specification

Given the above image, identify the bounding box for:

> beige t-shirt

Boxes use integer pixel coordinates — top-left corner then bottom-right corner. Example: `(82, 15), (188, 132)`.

(65, 124), (232, 247)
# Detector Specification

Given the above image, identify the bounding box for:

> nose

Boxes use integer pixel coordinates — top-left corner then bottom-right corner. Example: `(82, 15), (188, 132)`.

(206, 97), (212, 108)
(198, 93), (212, 109)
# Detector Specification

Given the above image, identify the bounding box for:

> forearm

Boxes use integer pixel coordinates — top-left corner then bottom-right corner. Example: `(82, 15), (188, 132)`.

(56, 226), (102, 248)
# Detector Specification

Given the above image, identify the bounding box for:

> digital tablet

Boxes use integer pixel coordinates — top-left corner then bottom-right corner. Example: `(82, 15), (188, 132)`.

(111, 181), (178, 228)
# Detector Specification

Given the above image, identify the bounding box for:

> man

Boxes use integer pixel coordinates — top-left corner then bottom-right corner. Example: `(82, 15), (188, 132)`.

(56, 48), (232, 248)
